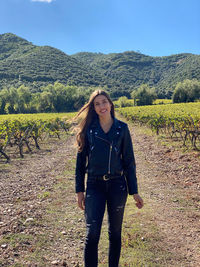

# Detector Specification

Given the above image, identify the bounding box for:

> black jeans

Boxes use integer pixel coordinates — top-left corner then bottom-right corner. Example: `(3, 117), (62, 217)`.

(84, 176), (128, 267)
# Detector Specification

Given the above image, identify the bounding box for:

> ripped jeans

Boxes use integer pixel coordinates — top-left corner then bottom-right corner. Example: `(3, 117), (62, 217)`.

(84, 176), (128, 267)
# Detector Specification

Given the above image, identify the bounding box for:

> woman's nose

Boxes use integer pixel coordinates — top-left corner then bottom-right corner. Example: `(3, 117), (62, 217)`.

(99, 102), (105, 108)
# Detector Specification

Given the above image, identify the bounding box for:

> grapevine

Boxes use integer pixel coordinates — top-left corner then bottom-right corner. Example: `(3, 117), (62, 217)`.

(0, 113), (75, 162)
(118, 102), (200, 150)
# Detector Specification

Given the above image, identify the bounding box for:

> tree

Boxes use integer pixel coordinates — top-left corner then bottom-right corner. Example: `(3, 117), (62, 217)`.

(16, 85), (32, 113)
(0, 87), (18, 114)
(38, 91), (55, 112)
(172, 79), (200, 103)
(131, 84), (157, 106)
(40, 82), (77, 112)
(0, 89), (7, 114)
(118, 96), (133, 107)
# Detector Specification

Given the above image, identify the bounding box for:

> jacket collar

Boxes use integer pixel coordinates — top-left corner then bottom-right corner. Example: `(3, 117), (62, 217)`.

(88, 117), (122, 143)
(113, 117), (122, 130)
(90, 117), (121, 130)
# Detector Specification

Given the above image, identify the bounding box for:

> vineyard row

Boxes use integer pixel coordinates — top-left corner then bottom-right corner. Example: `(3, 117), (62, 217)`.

(118, 102), (200, 150)
(0, 114), (74, 162)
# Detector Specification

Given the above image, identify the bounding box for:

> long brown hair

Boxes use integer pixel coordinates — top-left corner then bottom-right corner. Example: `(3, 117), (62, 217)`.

(75, 90), (115, 152)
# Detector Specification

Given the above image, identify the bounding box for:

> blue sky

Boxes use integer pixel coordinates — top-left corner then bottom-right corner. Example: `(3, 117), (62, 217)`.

(0, 0), (199, 56)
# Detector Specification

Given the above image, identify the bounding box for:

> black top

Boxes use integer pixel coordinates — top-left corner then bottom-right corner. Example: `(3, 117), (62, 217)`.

(75, 117), (138, 195)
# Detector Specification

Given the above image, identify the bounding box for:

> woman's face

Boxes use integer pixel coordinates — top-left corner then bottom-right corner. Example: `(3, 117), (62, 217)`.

(93, 95), (112, 118)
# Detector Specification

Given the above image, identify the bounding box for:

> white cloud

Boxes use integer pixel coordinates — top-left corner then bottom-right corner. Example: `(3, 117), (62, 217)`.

(31, 0), (54, 3)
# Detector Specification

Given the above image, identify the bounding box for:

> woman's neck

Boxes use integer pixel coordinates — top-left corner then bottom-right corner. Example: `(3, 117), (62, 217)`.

(99, 114), (113, 133)
(99, 114), (113, 126)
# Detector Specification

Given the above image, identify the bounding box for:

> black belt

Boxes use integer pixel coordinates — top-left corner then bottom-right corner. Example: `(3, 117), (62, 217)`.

(89, 174), (123, 181)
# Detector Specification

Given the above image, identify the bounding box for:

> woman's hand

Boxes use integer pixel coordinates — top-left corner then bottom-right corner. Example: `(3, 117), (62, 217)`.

(77, 192), (85, 210)
(133, 194), (144, 209)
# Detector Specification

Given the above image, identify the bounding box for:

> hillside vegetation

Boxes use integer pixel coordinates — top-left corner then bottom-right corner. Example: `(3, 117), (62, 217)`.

(0, 33), (101, 91)
(0, 33), (200, 98)
(73, 52), (200, 98)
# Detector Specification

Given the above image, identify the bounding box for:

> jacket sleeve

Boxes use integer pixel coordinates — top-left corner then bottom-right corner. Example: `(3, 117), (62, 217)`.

(75, 137), (88, 193)
(122, 124), (138, 195)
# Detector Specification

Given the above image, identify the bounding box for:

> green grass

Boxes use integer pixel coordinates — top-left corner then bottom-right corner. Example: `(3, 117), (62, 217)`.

(0, 233), (34, 248)
(38, 191), (51, 200)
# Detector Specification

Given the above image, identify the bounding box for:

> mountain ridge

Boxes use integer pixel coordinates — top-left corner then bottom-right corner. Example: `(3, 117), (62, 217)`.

(0, 33), (200, 97)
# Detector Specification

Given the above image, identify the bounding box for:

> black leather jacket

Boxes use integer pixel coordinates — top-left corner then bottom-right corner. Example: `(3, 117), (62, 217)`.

(75, 117), (138, 195)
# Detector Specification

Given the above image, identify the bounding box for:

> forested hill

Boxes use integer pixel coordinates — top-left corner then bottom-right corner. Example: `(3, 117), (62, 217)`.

(73, 52), (200, 98)
(0, 33), (200, 97)
(0, 33), (102, 92)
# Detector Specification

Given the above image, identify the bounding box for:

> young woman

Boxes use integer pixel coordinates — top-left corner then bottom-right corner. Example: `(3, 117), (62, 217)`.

(75, 90), (143, 267)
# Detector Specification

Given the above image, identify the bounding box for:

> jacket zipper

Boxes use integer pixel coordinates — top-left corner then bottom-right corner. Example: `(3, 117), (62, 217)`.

(95, 136), (113, 174)
(108, 142), (113, 174)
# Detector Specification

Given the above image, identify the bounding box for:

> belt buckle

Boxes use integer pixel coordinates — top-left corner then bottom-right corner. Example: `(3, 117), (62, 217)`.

(103, 175), (109, 181)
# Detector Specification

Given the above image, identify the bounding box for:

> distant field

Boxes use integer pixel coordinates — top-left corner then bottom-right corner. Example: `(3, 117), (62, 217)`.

(114, 98), (172, 107)
(153, 99), (172, 104)
(0, 112), (76, 122)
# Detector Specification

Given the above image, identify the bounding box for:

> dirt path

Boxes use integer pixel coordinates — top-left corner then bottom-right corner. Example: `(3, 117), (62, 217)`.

(130, 125), (200, 267)
(0, 123), (199, 266)
(0, 135), (84, 266)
